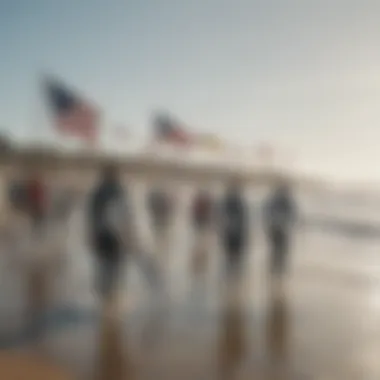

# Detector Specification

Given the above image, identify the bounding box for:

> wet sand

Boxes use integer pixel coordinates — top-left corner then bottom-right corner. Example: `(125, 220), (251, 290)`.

(0, 197), (380, 380)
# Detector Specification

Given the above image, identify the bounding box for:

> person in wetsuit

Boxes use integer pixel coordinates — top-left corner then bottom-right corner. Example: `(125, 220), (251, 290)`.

(147, 186), (173, 254)
(264, 182), (297, 278)
(88, 164), (129, 303)
(191, 189), (214, 271)
(220, 179), (248, 277)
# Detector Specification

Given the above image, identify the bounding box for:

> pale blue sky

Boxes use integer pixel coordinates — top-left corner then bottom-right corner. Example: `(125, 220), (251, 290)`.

(0, 0), (380, 181)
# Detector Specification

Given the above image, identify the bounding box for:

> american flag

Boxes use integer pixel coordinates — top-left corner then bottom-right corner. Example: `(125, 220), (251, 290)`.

(45, 78), (99, 144)
(153, 114), (193, 146)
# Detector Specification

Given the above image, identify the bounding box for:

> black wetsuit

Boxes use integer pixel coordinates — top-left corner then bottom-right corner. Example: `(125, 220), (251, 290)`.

(265, 191), (296, 275)
(220, 192), (248, 272)
(88, 179), (125, 296)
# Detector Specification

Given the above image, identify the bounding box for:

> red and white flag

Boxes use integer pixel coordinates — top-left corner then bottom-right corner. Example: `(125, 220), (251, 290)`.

(44, 77), (100, 145)
(153, 113), (193, 147)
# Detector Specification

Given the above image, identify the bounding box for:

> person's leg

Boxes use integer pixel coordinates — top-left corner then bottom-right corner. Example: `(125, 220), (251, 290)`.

(162, 221), (171, 254)
(229, 233), (245, 275)
(270, 229), (281, 276)
(94, 230), (119, 294)
(224, 243), (233, 277)
(192, 226), (209, 275)
(270, 229), (289, 297)
(96, 255), (123, 320)
(277, 232), (289, 276)
(226, 250), (240, 279)
(268, 229), (280, 296)
(191, 225), (201, 271)
(95, 255), (106, 298)
(154, 220), (165, 255)
(199, 226), (210, 256)
(232, 250), (244, 278)
(96, 256), (120, 298)
(107, 257), (123, 318)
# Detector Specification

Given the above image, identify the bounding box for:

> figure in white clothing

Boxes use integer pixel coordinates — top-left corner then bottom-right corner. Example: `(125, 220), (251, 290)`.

(6, 188), (70, 338)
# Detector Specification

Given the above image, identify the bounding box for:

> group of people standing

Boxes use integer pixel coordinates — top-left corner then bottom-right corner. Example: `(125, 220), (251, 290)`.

(190, 179), (297, 278)
(2, 163), (297, 330)
(87, 165), (298, 310)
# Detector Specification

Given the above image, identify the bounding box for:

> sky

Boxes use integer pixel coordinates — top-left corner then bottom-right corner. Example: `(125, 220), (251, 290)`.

(0, 0), (380, 182)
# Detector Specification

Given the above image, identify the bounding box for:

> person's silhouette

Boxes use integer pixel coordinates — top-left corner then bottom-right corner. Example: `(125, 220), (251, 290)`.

(264, 182), (297, 283)
(219, 178), (248, 279)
